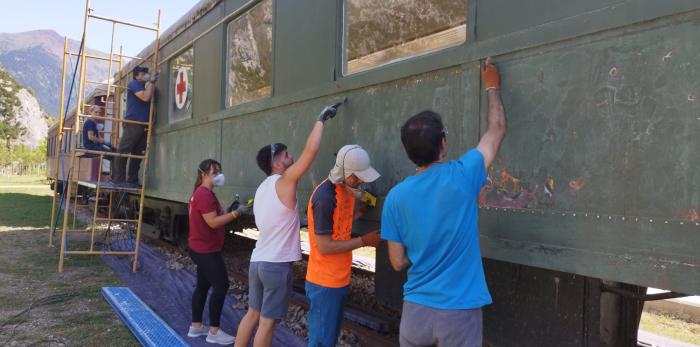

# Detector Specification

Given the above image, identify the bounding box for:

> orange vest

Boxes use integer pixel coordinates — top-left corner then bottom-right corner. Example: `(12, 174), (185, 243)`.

(306, 180), (355, 288)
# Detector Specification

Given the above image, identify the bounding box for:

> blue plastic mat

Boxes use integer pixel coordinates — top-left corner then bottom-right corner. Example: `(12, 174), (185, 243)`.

(101, 242), (305, 347)
(102, 287), (189, 347)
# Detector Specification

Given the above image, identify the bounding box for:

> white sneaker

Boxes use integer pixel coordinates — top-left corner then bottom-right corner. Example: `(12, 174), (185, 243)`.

(206, 329), (235, 345)
(187, 325), (209, 337)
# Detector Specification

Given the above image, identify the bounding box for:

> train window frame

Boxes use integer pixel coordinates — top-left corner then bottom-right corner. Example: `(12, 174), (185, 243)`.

(168, 46), (195, 123)
(224, 0), (274, 109)
(341, 0), (470, 76)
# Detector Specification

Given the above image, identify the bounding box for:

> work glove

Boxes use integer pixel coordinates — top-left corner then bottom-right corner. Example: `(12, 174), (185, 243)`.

(317, 105), (338, 122)
(360, 230), (381, 247)
(481, 58), (500, 90)
(234, 203), (253, 217)
(149, 73), (159, 83)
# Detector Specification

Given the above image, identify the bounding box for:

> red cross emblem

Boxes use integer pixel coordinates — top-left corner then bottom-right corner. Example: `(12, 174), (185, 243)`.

(174, 67), (189, 110)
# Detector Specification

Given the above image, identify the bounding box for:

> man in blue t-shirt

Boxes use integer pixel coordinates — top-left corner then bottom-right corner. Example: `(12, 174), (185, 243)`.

(112, 65), (156, 187)
(82, 106), (114, 152)
(381, 60), (506, 346)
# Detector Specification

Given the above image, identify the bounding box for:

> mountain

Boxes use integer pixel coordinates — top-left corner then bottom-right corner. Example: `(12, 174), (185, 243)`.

(0, 66), (48, 148)
(0, 30), (110, 118)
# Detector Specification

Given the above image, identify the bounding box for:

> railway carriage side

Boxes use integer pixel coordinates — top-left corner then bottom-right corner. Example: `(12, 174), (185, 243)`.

(90, 1), (700, 345)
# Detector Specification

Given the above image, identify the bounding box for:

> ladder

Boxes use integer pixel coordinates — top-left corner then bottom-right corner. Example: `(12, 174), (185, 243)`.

(48, 0), (161, 273)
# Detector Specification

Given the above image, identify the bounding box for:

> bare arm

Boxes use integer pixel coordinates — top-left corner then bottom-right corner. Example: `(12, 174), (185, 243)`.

(276, 121), (324, 206)
(387, 241), (410, 271)
(476, 60), (506, 168)
(315, 234), (363, 255)
(134, 82), (155, 102)
(201, 210), (239, 229)
(476, 88), (506, 168)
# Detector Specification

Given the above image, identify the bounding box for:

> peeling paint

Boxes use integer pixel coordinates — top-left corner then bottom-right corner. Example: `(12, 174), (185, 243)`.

(679, 209), (699, 222)
(568, 178), (586, 193)
(480, 166), (550, 209)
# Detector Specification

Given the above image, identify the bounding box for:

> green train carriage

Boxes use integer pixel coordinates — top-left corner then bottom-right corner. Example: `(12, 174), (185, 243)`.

(105, 1), (699, 345)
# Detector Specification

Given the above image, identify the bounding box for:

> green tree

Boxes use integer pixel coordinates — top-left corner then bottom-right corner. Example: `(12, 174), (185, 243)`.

(0, 68), (26, 150)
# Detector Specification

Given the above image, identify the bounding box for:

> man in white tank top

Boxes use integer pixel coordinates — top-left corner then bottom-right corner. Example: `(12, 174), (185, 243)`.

(234, 104), (341, 347)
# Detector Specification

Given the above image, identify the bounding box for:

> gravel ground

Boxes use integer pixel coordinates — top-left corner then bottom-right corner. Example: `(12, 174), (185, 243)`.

(156, 237), (398, 347)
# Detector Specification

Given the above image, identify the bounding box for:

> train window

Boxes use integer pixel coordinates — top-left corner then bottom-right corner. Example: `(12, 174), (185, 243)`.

(343, 0), (468, 75)
(225, 0), (273, 107)
(169, 47), (194, 123)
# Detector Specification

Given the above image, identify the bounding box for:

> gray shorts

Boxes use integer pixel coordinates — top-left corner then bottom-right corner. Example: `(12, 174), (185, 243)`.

(248, 261), (293, 320)
(400, 301), (482, 347)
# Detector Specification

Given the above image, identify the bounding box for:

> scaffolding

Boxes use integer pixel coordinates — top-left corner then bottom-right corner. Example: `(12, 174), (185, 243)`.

(48, 0), (161, 272)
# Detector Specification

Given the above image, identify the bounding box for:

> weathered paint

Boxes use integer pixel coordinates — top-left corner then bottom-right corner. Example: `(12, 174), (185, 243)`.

(101, 1), (700, 297)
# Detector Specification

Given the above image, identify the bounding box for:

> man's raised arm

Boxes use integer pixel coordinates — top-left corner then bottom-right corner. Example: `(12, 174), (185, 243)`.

(279, 105), (339, 186)
(476, 59), (507, 169)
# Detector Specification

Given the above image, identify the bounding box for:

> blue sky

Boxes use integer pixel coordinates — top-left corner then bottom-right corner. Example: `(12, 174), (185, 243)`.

(0, 0), (196, 56)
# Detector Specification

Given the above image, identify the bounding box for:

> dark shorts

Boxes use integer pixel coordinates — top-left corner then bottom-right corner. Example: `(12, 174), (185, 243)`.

(248, 261), (293, 320)
(400, 301), (482, 347)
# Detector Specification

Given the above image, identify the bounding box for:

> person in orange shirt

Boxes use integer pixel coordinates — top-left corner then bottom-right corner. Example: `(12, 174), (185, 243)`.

(305, 144), (382, 347)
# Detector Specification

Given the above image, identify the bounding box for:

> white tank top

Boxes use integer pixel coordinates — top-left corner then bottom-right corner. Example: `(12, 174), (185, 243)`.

(250, 174), (301, 262)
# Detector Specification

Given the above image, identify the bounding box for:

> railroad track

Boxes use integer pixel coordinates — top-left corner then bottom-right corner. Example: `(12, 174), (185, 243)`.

(145, 235), (400, 346)
(227, 271), (399, 347)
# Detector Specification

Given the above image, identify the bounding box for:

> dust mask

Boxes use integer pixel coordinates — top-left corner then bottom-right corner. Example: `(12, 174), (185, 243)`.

(345, 184), (365, 199)
(212, 173), (225, 187)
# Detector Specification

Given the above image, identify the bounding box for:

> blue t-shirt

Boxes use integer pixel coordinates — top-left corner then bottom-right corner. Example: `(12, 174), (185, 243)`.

(82, 119), (100, 150)
(126, 80), (150, 122)
(381, 149), (492, 310)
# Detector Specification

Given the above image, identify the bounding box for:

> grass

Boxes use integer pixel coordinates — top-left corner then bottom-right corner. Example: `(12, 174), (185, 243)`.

(0, 175), (53, 229)
(0, 175), (48, 185)
(0, 175), (137, 346)
(640, 311), (700, 345)
(0, 175), (84, 231)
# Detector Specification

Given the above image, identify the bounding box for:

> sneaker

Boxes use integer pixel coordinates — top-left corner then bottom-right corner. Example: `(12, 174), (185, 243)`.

(206, 329), (235, 345)
(187, 325), (209, 338)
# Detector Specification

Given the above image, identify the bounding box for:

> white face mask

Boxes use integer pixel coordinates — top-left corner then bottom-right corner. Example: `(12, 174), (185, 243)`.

(345, 183), (365, 199)
(142, 73), (151, 81)
(96, 123), (104, 131)
(212, 173), (225, 187)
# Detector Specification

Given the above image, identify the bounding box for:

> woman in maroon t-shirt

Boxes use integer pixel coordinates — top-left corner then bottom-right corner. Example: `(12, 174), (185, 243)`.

(187, 159), (252, 345)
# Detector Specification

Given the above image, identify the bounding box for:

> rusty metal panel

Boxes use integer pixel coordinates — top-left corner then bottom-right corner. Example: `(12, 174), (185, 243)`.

(479, 14), (700, 294)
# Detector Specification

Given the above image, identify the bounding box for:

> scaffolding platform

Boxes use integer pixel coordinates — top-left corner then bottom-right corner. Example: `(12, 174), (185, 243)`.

(77, 180), (141, 193)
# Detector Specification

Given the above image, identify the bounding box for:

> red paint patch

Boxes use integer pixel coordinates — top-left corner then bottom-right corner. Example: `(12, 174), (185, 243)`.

(679, 209), (699, 222)
(569, 179), (586, 193)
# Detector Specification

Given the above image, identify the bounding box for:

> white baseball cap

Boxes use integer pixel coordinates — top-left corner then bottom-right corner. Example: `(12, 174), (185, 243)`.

(329, 145), (380, 184)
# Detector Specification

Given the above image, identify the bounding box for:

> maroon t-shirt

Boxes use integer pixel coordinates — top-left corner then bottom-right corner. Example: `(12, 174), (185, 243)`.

(188, 186), (225, 253)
